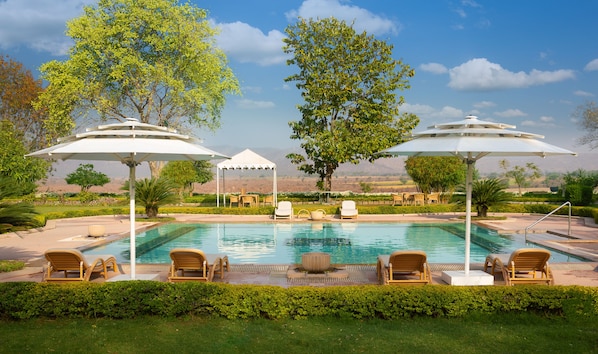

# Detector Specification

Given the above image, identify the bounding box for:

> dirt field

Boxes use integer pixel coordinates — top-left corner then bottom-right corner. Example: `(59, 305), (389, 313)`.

(39, 175), (421, 195)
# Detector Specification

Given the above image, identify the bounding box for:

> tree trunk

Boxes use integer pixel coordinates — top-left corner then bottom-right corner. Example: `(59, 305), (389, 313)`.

(146, 205), (158, 218)
(148, 161), (165, 179)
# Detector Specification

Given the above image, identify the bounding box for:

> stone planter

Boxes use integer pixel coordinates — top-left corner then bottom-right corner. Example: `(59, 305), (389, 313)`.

(301, 252), (331, 273)
(88, 225), (106, 237)
(310, 209), (326, 220)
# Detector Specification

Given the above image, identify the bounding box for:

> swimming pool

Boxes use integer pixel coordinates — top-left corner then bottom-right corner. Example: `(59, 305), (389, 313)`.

(83, 222), (585, 264)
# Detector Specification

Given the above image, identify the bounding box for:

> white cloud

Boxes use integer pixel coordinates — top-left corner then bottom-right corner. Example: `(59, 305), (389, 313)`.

(434, 106), (464, 119)
(401, 103), (463, 119)
(235, 98), (275, 109)
(574, 90), (594, 97)
(419, 63), (448, 74)
(539, 116), (555, 123)
(286, 0), (400, 36)
(400, 103), (436, 115)
(473, 101), (496, 108)
(0, 0), (93, 56)
(520, 117), (556, 127)
(584, 59), (598, 71)
(494, 109), (527, 118)
(448, 58), (575, 91)
(216, 21), (288, 66)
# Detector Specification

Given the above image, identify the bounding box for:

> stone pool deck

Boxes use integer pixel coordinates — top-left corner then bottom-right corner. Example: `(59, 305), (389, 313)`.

(0, 213), (597, 286)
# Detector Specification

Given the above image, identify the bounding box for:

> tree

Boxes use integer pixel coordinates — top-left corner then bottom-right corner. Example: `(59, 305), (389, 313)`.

(160, 160), (213, 197)
(65, 164), (110, 192)
(499, 160), (541, 195)
(0, 120), (49, 196)
(0, 55), (49, 151)
(574, 101), (598, 149)
(35, 0), (240, 176)
(404, 156), (466, 201)
(283, 17), (419, 191)
(467, 178), (509, 218)
(135, 178), (178, 218)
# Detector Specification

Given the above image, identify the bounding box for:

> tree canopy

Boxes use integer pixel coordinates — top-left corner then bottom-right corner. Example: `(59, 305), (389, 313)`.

(0, 55), (49, 151)
(35, 0), (240, 159)
(283, 17), (419, 191)
(160, 160), (213, 197)
(0, 120), (48, 195)
(499, 160), (541, 195)
(65, 164), (111, 192)
(574, 101), (598, 149)
(404, 156), (466, 196)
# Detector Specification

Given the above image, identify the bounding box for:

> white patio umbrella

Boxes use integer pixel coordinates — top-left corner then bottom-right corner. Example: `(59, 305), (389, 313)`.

(382, 115), (576, 282)
(27, 118), (228, 279)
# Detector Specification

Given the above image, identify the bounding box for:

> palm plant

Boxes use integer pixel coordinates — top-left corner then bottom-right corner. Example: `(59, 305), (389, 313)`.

(0, 177), (39, 233)
(469, 178), (509, 217)
(134, 178), (178, 218)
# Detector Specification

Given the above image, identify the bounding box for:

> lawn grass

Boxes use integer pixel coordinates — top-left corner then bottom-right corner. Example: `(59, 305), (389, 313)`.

(1, 314), (596, 353)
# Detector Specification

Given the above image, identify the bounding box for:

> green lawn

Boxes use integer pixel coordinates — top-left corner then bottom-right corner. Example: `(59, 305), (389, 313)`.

(1, 315), (596, 353)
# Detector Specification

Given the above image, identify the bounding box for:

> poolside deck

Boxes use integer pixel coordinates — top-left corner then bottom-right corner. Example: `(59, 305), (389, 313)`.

(1, 213), (597, 286)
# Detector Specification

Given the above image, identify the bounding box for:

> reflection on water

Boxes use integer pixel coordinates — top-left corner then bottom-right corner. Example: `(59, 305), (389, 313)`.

(84, 222), (585, 265)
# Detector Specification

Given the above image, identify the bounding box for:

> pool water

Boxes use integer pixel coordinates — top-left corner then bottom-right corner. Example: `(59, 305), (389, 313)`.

(84, 222), (585, 265)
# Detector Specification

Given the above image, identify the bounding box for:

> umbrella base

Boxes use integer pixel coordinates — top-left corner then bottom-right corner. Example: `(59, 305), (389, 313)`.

(441, 270), (494, 286)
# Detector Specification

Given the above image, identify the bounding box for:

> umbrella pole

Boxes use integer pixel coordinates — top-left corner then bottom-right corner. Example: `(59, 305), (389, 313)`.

(464, 159), (474, 275)
(129, 163), (136, 280)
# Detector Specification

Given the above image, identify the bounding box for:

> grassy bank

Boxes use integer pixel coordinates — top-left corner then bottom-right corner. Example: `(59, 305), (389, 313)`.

(2, 315), (595, 353)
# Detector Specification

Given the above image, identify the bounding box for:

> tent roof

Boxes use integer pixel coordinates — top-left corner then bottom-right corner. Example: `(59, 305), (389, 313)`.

(217, 148), (276, 170)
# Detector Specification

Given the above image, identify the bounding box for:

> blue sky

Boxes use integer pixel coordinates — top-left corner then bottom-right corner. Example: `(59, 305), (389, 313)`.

(1, 0), (598, 154)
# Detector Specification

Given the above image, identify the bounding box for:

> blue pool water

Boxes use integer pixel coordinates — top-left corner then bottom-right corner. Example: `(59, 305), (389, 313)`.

(84, 222), (585, 265)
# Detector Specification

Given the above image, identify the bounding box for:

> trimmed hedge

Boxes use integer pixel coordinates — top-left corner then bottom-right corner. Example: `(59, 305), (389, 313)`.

(1, 282), (596, 321)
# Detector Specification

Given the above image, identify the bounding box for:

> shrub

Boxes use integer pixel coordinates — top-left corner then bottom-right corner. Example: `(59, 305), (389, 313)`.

(0, 282), (596, 321)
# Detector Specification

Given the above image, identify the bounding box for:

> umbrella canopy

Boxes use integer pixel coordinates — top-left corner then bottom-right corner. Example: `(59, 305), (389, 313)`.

(383, 115), (576, 276)
(28, 118), (228, 279)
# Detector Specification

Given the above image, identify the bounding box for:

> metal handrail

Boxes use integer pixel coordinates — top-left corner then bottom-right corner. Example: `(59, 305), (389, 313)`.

(524, 201), (571, 242)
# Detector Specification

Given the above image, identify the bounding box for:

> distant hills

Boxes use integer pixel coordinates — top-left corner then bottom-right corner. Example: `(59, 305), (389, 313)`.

(47, 146), (598, 179)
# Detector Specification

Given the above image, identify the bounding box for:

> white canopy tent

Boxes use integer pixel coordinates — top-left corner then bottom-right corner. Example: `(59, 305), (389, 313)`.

(216, 149), (277, 207)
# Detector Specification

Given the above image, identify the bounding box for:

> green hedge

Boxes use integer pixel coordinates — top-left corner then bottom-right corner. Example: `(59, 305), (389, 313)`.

(1, 282), (596, 321)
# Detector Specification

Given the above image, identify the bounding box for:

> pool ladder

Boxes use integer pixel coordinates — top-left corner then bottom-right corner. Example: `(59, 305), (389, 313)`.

(524, 201), (571, 242)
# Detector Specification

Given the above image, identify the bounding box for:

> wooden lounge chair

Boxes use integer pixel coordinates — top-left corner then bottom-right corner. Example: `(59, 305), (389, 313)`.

(340, 200), (358, 219)
(168, 248), (228, 282)
(43, 248), (118, 282)
(274, 201), (293, 219)
(483, 248), (554, 286)
(377, 250), (431, 286)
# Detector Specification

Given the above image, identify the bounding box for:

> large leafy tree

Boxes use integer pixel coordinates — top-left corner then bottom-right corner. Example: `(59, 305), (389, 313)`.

(283, 17), (419, 191)
(0, 121), (48, 195)
(65, 164), (111, 192)
(405, 156), (466, 198)
(160, 160), (213, 197)
(0, 55), (49, 151)
(35, 0), (240, 176)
